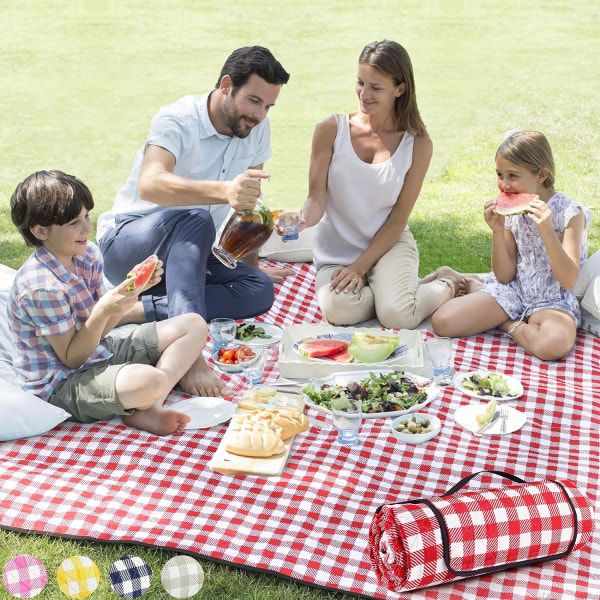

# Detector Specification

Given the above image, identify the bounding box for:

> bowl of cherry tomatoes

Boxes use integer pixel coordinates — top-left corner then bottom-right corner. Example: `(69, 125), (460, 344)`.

(212, 344), (257, 373)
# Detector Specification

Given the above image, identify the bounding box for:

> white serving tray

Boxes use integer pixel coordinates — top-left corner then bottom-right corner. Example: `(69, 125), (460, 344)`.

(278, 324), (424, 379)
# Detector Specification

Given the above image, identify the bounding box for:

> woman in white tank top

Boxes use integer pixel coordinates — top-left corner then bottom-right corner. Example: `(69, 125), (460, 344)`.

(276, 40), (463, 329)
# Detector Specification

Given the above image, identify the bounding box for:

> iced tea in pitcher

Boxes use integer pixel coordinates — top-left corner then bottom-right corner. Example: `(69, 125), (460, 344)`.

(212, 205), (275, 268)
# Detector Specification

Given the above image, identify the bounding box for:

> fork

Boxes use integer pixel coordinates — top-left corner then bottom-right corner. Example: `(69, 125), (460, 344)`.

(499, 404), (509, 434)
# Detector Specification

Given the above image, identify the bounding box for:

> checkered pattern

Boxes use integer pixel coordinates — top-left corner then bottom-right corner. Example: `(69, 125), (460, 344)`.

(56, 556), (100, 598)
(109, 555), (152, 598)
(2, 554), (47, 598)
(0, 261), (599, 600)
(369, 478), (594, 592)
(160, 556), (204, 598)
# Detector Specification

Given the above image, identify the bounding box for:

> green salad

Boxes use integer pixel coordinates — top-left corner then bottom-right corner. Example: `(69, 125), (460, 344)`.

(302, 371), (428, 414)
(461, 372), (512, 397)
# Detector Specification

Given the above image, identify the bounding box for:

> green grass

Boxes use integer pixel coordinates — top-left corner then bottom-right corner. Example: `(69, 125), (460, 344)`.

(1, 1), (599, 598)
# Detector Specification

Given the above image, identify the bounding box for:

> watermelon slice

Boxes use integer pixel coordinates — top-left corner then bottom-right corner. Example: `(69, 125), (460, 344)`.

(328, 348), (354, 363)
(297, 338), (349, 358)
(495, 192), (537, 216)
(126, 255), (159, 291)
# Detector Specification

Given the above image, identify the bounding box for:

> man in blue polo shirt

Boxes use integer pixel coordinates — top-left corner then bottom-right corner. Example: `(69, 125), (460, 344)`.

(97, 46), (290, 396)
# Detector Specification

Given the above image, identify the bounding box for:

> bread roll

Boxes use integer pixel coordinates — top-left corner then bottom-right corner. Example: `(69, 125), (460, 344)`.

(225, 417), (285, 457)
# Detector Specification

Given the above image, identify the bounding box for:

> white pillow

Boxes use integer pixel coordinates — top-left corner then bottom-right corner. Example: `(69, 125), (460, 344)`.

(0, 376), (70, 441)
(259, 227), (314, 263)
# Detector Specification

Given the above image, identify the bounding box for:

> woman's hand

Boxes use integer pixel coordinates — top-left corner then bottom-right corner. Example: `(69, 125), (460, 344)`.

(274, 210), (305, 236)
(330, 267), (364, 294)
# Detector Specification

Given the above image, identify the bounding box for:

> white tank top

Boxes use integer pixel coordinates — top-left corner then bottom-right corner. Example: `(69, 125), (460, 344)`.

(313, 113), (414, 271)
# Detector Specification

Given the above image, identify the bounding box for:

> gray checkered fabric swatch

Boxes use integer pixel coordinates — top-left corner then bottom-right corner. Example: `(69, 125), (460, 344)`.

(161, 556), (204, 599)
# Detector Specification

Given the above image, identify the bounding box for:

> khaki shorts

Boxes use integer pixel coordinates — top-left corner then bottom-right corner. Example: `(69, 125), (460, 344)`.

(48, 323), (161, 423)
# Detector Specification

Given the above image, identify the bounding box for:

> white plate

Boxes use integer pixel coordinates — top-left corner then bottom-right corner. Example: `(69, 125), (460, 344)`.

(454, 403), (526, 435)
(454, 371), (524, 401)
(235, 321), (282, 347)
(293, 333), (408, 364)
(303, 370), (439, 419)
(175, 397), (236, 430)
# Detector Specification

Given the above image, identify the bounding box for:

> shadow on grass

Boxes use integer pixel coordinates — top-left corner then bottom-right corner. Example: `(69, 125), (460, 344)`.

(411, 214), (492, 276)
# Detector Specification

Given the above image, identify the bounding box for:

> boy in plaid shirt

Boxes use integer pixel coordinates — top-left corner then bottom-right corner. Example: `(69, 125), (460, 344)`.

(8, 170), (208, 436)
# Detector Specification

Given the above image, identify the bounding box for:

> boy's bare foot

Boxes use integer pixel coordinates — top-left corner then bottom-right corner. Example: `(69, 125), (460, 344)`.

(456, 275), (485, 296)
(179, 355), (233, 397)
(124, 407), (191, 436)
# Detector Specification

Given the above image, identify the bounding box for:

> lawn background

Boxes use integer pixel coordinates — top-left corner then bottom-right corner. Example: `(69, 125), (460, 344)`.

(1, 1), (599, 598)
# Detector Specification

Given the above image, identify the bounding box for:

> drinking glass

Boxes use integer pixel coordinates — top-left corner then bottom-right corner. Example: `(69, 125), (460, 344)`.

(331, 397), (362, 446)
(277, 212), (301, 242)
(239, 348), (267, 387)
(209, 318), (236, 352)
(425, 336), (453, 386)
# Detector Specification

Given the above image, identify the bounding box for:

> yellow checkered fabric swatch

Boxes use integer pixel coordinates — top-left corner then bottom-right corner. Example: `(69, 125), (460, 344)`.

(56, 556), (100, 598)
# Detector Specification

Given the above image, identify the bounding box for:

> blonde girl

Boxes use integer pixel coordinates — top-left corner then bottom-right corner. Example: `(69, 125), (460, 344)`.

(432, 131), (591, 360)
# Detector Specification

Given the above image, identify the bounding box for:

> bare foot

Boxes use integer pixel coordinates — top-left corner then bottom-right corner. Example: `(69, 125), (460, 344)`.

(124, 407), (191, 436)
(420, 266), (464, 297)
(179, 355), (233, 397)
(259, 266), (295, 283)
(456, 275), (485, 296)
(499, 319), (524, 337)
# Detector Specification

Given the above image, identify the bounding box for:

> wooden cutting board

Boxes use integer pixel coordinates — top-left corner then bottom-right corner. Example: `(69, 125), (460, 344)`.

(208, 395), (304, 477)
(208, 435), (294, 477)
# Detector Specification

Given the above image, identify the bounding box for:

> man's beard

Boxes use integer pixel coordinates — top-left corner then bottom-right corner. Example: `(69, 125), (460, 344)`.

(222, 96), (258, 138)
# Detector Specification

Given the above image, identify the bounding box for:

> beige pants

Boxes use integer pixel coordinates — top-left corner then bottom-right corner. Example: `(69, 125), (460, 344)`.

(315, 230), (453, 329)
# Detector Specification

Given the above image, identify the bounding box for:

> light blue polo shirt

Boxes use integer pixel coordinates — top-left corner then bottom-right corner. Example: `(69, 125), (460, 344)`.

(96, 92), (272, 241)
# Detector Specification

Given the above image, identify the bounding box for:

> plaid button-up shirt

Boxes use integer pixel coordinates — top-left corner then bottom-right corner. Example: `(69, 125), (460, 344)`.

(8, 242), (112, 400)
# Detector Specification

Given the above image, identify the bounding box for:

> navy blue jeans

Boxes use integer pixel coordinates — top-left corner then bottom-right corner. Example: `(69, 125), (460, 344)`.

(99, 208), (274, 322)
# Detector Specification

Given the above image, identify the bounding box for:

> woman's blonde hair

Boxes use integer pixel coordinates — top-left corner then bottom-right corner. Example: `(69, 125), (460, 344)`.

(496, 131), (555, 188)
(359, 40), (428, 137)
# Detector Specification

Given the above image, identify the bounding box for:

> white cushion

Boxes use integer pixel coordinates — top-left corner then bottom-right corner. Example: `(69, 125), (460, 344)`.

(574, 250), (600, 320)
(259, 227), (314, 263)
(0, 264), (70, 441)
(0, 376), (70, 441)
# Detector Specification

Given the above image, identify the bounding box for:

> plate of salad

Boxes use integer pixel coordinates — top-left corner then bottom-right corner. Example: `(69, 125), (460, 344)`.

(301, 370), (440, 418)
(454, 371), (523, 401)
(235, 321), (282, 347)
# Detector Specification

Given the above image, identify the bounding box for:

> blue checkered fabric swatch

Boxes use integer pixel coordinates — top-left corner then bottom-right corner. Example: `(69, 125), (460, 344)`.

(109, 556), (152, 598)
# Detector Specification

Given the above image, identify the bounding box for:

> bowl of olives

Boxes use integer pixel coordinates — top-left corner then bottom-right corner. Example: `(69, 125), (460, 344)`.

(391, 413), (441, 444)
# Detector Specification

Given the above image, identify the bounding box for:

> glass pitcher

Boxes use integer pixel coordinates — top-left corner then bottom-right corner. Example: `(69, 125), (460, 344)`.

(212, 205), (275, 268)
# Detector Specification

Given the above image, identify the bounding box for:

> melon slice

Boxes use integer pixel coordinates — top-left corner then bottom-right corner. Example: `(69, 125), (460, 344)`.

(126, 255), (159, 291)
(349, 332), (399, 363)
(495, 192), (537, 216)
(297, 338), (349, 358)
(475, 398), (497, 425)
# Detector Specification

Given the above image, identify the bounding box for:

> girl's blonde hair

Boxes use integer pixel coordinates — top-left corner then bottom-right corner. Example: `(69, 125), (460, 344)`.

(496, 131), (555, 188)
(358, 40), (428, 137)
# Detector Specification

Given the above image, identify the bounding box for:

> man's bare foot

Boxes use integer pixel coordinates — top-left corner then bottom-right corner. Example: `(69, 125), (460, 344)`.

(456, 275), (485, 296)
(419, 266), (464, 297)
(179, 355), (233, 397)
(259, 266), (295, 283)
(124, 407), (191, 436)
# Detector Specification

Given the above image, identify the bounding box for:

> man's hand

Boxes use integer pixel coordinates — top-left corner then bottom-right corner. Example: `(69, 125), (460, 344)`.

(226, 170), (270, 211)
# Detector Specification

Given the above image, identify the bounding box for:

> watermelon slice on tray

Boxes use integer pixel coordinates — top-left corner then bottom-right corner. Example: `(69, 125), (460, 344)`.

(297, 338), (349, 358)
(495, 191), (537, 216)
(126, 255), (159, 291)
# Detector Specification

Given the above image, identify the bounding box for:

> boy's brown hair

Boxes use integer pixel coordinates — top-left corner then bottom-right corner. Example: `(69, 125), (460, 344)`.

(10, 170), (94, 247)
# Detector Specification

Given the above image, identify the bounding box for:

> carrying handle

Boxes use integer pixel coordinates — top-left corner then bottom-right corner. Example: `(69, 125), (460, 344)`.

(441, 470), (526, 497)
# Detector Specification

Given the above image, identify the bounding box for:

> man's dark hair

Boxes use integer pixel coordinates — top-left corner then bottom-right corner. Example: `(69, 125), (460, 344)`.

(216, 46), (290, 90)
(10, 170), (94, 247)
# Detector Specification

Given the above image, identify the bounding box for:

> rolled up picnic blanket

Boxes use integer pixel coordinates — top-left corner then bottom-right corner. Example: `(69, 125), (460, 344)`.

(369, 470), (595, 592)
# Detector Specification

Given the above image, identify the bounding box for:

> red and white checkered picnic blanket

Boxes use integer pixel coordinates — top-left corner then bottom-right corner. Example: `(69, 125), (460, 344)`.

(1, 261), (599, 600)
